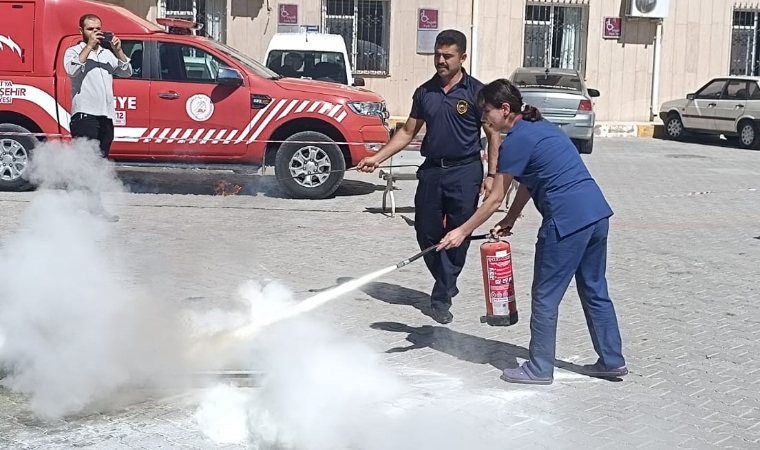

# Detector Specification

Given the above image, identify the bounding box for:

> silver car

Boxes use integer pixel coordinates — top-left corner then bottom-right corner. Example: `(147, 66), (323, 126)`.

(509, 67), (600, 154)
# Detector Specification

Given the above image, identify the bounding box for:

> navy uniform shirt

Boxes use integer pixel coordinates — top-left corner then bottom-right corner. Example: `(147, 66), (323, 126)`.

(409, 70), (484, 160)
(498, 118), (614, 238)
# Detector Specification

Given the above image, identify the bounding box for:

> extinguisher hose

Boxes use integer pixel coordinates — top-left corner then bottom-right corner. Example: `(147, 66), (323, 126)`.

(279, 165), (421, 181)
(395, 233), (491, 269)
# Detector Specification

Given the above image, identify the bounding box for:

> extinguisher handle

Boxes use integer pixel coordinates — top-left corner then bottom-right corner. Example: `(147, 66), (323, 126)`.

(490, 226), (513, 238)
(396, 234), (494, 269)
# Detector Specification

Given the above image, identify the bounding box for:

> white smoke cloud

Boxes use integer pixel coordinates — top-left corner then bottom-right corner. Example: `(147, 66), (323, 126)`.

(194, 281), (511, 450)
(0, 138), (195, 420)
(25, 138), (125, 193)
(0, 137), (535, 448)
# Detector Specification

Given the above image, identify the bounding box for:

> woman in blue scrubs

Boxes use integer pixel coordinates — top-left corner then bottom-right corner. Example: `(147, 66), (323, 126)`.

(437, 79), (628, 385)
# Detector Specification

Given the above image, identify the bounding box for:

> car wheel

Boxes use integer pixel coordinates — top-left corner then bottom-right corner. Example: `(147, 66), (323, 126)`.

(275, 131), (346, 199)
(576, 135), (594, 154)
(0, 124), (36, 192)
(665, 113), (685, 140)
(737, 120), (760, 150)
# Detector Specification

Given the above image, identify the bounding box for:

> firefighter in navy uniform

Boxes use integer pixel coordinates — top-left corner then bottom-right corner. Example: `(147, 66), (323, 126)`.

(357, 29), (501, 324)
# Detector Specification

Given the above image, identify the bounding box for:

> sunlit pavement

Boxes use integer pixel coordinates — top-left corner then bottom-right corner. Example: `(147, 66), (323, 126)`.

(1, 136), (759, 449)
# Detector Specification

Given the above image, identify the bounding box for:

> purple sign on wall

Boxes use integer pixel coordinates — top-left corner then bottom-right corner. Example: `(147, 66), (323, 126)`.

(603, 17), (622, 39)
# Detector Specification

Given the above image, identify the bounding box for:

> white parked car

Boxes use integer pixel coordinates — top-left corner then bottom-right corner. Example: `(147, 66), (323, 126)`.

(263, 32), (365, 87)
(659, 76), (760, 149)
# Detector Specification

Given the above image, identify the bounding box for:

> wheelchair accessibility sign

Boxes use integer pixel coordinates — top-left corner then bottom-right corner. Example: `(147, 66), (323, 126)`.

(603, 17), (622, 39)
(416, 8), (440, 54)
(418, 9), (439, 29)
(278, 4), (298, 25)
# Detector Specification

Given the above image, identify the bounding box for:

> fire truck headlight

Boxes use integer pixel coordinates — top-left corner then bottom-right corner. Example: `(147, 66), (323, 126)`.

(347, 101), (387, 119)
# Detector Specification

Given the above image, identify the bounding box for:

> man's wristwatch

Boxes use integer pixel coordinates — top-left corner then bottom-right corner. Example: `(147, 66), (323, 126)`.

(486, 173), (496, 178)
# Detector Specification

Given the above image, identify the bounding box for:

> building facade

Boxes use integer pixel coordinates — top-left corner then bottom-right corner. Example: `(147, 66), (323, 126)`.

(112, 0), (760, 122)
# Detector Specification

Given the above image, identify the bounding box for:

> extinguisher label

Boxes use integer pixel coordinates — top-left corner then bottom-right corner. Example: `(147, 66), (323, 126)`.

(486, 255), (515, 316)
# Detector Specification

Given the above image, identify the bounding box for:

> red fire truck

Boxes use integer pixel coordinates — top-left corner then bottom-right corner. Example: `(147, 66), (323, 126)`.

(0, 0), (390, 199)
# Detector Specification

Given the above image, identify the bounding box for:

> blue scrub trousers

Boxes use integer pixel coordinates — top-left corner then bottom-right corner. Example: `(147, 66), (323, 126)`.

(526, 217), (626, 378)
(414, 158), (483, 311)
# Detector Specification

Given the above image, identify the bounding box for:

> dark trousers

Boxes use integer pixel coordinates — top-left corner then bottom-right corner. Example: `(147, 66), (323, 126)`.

(69, 113), (114, 158)
(526, 217), (626, 378)
(414, 157), (483, 310)
(67, 113), (114, 216)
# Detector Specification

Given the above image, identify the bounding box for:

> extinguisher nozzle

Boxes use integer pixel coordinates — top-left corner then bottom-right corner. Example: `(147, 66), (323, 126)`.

(396, 244), (438, 268)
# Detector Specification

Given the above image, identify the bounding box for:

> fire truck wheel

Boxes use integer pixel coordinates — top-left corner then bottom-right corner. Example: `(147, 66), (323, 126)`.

(275, 131), (346, 199)
(0, 124), (36, 192)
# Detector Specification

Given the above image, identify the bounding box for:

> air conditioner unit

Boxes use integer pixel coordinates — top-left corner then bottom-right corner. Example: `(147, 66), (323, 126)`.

(627, 0), (669, 19)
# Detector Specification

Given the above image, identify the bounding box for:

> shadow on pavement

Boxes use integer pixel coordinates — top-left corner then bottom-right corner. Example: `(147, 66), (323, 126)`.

(370, 321), (591, 378)
(652, 126), (750, 151)
(308, 277), (441, 322)
(364, 206), (416, 216)
(116, 168), (384, 198)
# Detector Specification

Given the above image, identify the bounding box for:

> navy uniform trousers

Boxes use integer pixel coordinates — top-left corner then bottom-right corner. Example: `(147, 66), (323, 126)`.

(526, 217), (626, 378)
(414, 157), (483, 311)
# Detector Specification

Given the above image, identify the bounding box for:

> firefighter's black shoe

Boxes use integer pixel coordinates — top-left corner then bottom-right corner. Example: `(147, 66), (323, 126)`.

(430, 307), (453, 325)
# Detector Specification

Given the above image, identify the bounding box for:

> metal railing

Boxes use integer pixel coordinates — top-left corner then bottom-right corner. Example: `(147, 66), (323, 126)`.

(731, 9), (760, 76)
(159, 0), (227, 43)
(523, 2), (588, 76)
(322, 0), (390, 76)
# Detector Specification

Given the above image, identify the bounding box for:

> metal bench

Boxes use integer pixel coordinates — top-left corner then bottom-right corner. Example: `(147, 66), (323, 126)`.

(378, 150), (425, 217)
(378, 134), (495, 217)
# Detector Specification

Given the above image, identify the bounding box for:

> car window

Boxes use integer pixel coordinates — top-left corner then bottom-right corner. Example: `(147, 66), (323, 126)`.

(206, 40), (280, 80)
(512, 72), (582, 92)
(266, 50), (348, 84)
(695, 80), (726, 99)
(748, 82), (760, 100)
(121, 41), (145, 79)
(157, 42), (228, 82)
(723, 80), (749, 100)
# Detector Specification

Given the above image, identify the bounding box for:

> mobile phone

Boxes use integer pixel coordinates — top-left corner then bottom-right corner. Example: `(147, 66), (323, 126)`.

(99, 31), (113, 49)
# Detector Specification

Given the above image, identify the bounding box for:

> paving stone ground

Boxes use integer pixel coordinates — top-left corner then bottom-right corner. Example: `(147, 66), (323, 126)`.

(1, 136), (759, 449)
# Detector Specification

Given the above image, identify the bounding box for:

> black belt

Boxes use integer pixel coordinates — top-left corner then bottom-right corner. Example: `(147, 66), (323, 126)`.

(423, 153), (482, 168)
(72, 112), (108, 120)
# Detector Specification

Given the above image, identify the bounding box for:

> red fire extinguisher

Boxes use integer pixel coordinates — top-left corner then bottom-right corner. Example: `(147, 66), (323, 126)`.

(479, 235), (519, 326)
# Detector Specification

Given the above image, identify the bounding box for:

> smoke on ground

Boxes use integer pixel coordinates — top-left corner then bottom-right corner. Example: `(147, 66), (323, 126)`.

(0, 138), (522, 447)
(0, 138), (198, 420)
(194, 280), (509, 450)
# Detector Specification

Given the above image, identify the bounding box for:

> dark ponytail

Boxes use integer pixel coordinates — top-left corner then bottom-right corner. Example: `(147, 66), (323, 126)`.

(521, 104), (542, 122)
(477, 78), (543, 122)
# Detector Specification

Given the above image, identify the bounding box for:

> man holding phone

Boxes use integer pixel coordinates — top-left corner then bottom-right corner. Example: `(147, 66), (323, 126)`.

(63, 14), (132, 222)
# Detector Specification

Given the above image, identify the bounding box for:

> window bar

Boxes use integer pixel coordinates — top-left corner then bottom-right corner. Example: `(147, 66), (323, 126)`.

(753, 12), (758, 76)
(351, 0), (358, 74)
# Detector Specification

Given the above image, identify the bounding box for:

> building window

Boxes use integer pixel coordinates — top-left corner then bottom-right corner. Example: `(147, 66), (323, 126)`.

(730, 10), (760, 76)
(158, 0), (227, 43)
(523, 3), (588, 75)
(321, 0), (390, 75)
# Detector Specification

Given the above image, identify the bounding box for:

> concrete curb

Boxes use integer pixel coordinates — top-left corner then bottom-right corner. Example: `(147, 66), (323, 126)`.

(388, 117), (662, 139)
(593, 122), (657, 138)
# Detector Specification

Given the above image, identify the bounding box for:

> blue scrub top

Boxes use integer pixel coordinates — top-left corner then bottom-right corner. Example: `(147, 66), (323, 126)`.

(497, 118), (613, 239)
(409, 70), (485, 160)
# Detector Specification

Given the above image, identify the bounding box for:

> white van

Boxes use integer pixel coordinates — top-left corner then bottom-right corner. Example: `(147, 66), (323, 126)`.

(264, 32), (366, 87)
